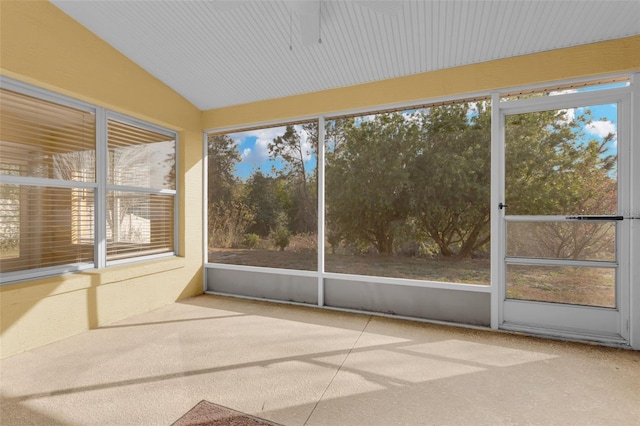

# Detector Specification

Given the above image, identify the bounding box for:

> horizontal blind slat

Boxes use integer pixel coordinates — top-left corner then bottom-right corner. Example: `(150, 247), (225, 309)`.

(106, 190), (174, 261)
(0, 185), (95, 272)
(1, 89), (96, 182)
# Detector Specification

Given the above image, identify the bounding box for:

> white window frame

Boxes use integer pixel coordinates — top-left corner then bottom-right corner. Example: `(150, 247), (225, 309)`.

(0, 76), (179, 284)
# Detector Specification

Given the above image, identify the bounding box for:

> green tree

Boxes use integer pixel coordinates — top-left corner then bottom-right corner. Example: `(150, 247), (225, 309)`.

(208, 134), (240, 207)
(505, 108), (616, 216)
(207, 134), (254, 247)
(326, 113), (417, 254)
(326, 101), (616, 260)
(246, 171), (288, 237)
(269, 124), (317, 234)
(505, 108), (617, 259)
(409, 103), (491, 258)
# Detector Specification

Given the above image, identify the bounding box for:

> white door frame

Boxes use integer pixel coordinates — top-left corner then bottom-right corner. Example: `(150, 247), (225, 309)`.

(491, 86), (633, 346)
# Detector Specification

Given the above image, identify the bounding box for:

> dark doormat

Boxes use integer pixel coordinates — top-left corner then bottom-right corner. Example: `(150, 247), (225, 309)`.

(172, 400), (282, 426)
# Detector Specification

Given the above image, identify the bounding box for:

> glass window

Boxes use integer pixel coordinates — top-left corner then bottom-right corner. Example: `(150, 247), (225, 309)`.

(0, 185), (95, 272)
(106, 191), (174, 260)
(325, 101), (491, 285)
(207, 122), (318, 271)
(0, 83), (177, 282)
(1, 88), (97, 276)
(107, 119), (175, 190)
(0, 89), (95, 180)
(106, 119), (176, 262)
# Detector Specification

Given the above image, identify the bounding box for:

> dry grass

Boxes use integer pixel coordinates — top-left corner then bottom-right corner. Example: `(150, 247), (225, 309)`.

(210, 248), (318, 270)
(507, 265), (615, 307)
(209, 247), (489, 285)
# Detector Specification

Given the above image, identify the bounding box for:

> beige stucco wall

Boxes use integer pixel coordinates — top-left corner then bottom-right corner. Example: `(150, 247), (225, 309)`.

(0, 1), (203, 358)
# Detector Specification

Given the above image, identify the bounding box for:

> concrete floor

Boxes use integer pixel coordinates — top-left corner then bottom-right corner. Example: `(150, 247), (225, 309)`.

(1, 294), (639, 426)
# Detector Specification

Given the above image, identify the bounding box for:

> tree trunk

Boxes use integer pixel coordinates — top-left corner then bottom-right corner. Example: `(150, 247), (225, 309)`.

(374, 229), (394, 254)
(457, 226), (481, 259)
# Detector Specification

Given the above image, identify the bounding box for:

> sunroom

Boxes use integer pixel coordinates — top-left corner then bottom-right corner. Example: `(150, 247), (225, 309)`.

(1, 0), (639, 363)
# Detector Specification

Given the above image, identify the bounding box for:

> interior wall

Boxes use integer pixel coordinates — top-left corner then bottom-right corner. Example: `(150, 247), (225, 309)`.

(0, 1), (203, 358)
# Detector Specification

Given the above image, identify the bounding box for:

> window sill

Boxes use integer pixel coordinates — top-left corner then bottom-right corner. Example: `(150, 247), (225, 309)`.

(0, 256), (187, 298)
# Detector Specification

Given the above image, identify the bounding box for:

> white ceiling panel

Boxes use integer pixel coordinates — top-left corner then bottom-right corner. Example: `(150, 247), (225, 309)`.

(50, 0), (640, 111)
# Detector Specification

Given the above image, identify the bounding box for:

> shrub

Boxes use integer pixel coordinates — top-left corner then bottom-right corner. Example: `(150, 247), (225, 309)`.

(326, 229), (342, 254)
(273, 228), (291, 251)
(242, 233), (260, 249)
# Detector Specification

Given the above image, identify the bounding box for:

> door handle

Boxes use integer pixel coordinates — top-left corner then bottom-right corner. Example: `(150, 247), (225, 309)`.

(565, 215), (623, 221)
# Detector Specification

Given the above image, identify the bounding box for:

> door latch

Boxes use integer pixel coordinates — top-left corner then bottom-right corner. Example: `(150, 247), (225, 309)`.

(565, 215), (623, 221)
(498, 202), (508, 210)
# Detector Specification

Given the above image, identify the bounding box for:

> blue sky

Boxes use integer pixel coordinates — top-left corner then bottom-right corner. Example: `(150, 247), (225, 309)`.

(562, 102), (618, 161)
(228, 125), (316, 180)
(559, 82), (625, 155)
(225, 87), (620, 181)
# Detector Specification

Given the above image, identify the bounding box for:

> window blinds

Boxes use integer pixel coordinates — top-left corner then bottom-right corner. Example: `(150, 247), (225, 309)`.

(0, 89), (96, 272)
(106, 119), (176, 261)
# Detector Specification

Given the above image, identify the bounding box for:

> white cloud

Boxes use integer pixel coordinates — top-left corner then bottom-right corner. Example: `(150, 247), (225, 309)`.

(549, 89), (578, 96)
(297, 125), (314, 162)
(232, 124), (317, 165)
(402, 110), (425, 122)
(557, 108), (575, 125)
(355, 114), (376, 124)
(231, 126), (285, 164)
(241, 137), (271, 164)
(233, 127), (286, 143)
(585, 120), (616, 138)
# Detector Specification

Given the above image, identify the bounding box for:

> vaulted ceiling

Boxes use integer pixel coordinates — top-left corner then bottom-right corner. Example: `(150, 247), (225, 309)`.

(50, 0), (640, 111)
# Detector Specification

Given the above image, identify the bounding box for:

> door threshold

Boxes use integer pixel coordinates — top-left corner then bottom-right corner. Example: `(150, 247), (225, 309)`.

(500, 322), (630, 349)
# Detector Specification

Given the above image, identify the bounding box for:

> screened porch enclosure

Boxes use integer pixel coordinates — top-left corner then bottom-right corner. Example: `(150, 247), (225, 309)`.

(204, 78), (635, 345)
(205, 98), (494, 325)
(1, 1), (639, 361)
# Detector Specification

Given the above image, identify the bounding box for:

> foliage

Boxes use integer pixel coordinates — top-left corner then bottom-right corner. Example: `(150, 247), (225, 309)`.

(0, 184), (20, 255)
(207, 135), (254, 247)
(408, 103), (491, 258)
(272, 227), (291, 251)
(325, 101), (615, 259)
(505, 108), (617, 259)
(326, 113), (418, 254)
(207, 99), (617, 262)
(245, 172), (287, 237)
(326, 227), (342, 254)
(208, 134), (241, 207)
(271, 212), (291, 251)
(269, 124), (318, 234)
(242, 233), (260, 249)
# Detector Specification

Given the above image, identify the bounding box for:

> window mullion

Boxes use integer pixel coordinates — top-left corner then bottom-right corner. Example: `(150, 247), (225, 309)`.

(317, 116), (325, 307)
(95, 108), (108, 269)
